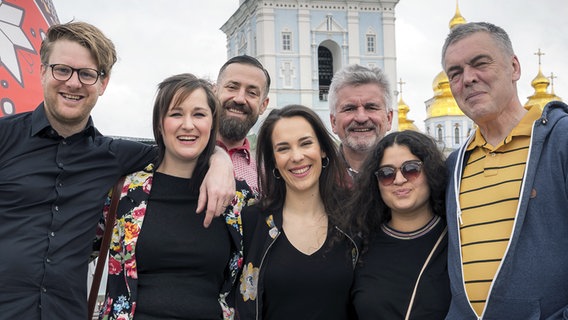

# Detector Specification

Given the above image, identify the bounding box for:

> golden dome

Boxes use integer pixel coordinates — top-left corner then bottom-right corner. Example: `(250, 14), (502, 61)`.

(396, 79), (419, 131)
(426, 1), (466, 120)
(449, 1), (466, 30)
(524, 67), (563, 109)
(398, 96), (419, 131)
(427, 71), (465, 118)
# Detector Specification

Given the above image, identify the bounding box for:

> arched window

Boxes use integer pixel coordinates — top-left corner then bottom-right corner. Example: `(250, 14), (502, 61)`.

(437, 125), (443, 142)
(318, 46), (333, 101)
(366, 34), (376, 54)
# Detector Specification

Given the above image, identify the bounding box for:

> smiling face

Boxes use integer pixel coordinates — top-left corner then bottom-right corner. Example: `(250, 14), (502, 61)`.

(41, 39), (109, 136)
(272, 116), (326, 195)
(330, 83), (392, 154)
(443, 31), (521, 127)
(378, 144), (431, 219)
(216, 63), (269, 146)
(160, 88), (213, 176)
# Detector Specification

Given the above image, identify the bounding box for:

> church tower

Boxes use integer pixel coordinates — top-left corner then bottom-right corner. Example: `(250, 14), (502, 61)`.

(221, 0), (400, 130)
(423, 1), (473, 155)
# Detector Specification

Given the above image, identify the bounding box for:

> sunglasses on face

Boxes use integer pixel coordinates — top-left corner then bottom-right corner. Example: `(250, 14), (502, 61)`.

(374, 160), (423, 186)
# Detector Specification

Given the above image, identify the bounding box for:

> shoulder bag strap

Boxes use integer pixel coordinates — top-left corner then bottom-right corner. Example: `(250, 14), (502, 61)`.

(87, 176), (126, 320)
(404, 226), (448, 320)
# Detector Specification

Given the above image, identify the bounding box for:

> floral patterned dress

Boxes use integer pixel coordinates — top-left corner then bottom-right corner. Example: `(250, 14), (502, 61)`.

(95, 164), (254, 320)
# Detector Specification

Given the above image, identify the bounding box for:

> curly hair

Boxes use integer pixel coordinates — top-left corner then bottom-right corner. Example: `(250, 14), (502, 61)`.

(345, 130), (447, 241)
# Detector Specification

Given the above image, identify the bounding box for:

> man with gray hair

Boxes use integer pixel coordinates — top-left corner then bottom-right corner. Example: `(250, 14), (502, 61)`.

(443, 21), (568, 319)
(328, 64), (393, 175)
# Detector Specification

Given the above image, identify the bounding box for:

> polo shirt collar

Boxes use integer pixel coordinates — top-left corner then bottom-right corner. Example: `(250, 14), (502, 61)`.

(217, 138), (252, 161)
(466, 105), (542, 151)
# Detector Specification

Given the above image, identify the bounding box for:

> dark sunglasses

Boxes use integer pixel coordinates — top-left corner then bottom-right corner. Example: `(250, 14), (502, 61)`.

(374, 160), (423, 186)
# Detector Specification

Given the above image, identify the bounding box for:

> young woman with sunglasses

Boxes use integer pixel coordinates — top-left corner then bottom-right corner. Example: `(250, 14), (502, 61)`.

(346, 130), (451, 320)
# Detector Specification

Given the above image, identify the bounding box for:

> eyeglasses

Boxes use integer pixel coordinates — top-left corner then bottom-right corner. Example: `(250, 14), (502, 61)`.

(374, 160), (423, 186)
(46, 64), (104, 85)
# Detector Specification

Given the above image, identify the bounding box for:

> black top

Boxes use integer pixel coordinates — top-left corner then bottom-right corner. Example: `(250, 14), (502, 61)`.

(134, 172), (231, 319)
(351, 216), (450, 320)
(0, 105), (155, 319)
(262, 230), (354, 320)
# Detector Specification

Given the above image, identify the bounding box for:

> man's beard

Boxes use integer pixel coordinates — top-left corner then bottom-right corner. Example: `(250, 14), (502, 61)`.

(219, 107), (259, 142)
(343, 135), (378, 153)
(342, 121), (381, 153)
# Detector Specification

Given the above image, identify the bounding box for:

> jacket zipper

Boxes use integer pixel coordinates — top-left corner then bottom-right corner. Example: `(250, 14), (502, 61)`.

(334, 226), (360, 268)
(255, 231), (280, 320)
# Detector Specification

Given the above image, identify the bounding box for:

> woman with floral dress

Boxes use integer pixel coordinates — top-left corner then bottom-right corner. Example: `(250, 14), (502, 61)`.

(98, 74), (254, 320)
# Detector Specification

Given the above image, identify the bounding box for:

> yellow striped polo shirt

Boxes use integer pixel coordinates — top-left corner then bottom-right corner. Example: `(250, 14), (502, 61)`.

(459, 106), (541, 316)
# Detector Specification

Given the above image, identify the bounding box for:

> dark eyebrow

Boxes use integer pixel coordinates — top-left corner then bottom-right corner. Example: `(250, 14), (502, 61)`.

(274, 141), (290, 148)
(274, 135), (313, 147)
(298, 135), (314, 142)
(469, 54), (493, 65)
(446, 53), (493, 74)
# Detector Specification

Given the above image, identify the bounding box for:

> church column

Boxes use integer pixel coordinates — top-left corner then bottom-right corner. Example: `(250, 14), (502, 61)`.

(298, 6), (313, 105)
(382, 2), (399, 129)
(256, 3), (277, 107)
(346, 5), (360, 64)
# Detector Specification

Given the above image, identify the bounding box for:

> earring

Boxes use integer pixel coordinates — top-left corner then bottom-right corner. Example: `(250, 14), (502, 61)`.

(322, 157), (330, 169)
(272, 168), (282, 179)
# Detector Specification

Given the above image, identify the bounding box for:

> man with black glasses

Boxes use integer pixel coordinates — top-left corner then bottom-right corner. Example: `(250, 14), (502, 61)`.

(0, 21), (234, 319)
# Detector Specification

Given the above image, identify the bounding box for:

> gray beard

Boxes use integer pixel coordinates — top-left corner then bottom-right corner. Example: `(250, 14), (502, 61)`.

(219, 113), (258, 142)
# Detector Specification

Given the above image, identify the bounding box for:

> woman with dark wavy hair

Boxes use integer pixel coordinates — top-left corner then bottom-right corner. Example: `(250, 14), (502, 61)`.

(348, 130), (451, 320)
(236, 104), (358, 320)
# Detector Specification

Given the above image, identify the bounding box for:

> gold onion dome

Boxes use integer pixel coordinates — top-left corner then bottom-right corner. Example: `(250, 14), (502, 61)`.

(398, 94), (419, 131)
(525, 67), (563, 109)
(426, 1), (466, 119)
(449, 1), (466, 29)
(427, 71), (465, 118)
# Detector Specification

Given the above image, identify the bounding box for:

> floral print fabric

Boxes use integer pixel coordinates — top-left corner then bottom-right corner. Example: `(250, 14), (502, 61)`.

(97, 164), (254, 320)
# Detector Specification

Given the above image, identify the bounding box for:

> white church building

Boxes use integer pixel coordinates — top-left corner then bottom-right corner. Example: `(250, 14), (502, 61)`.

(220, 0), (401, 131)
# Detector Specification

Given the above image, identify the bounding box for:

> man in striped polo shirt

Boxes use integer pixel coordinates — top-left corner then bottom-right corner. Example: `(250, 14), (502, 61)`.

(442, 22), (568, 319)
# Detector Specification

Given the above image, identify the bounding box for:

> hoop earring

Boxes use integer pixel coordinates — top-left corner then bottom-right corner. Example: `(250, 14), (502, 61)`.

(322, 157), (330, 168)
(272, 168), (282, 179)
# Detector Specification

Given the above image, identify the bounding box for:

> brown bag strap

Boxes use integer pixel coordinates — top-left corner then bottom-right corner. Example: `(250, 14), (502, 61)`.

(87, 176), (125, 320)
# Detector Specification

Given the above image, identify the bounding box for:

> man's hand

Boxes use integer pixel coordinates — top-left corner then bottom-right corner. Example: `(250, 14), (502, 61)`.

(197, 146), (235, 227)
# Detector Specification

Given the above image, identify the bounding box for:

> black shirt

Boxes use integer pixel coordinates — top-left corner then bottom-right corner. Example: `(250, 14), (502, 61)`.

(351, 216), (450, 320)
(262, 230), (354, 320)
(134, 172), (230, 319)
(0, 105), (156, 319)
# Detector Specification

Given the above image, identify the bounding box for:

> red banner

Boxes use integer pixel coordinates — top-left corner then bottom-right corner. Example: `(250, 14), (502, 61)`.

(0, 0), (59, 117)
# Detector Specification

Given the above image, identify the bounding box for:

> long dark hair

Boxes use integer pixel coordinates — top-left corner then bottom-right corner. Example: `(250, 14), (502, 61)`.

(346, 130), (447, 239)
(152, 73), (219, 188)
(256, 104), (350, 226)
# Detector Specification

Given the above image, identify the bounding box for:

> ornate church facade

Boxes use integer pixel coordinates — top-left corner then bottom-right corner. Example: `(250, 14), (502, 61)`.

(221, 1), (562, 154)
(221, 0), (400, 131)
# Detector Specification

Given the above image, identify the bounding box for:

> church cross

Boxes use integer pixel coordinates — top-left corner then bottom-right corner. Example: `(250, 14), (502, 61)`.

(534, 48), (545, 66)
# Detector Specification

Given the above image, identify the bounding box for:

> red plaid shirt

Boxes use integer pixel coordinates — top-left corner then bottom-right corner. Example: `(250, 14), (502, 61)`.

(217, 139), (258, 196)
